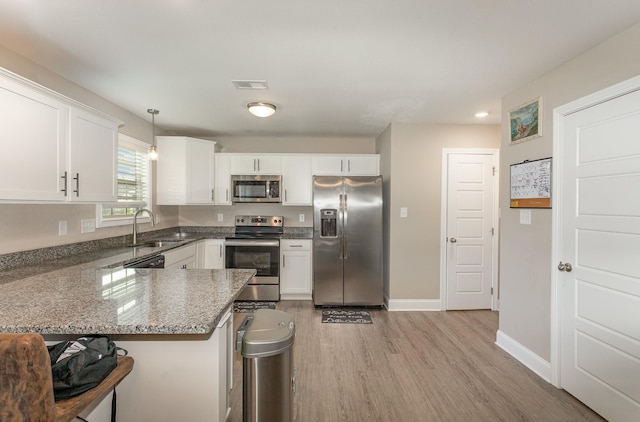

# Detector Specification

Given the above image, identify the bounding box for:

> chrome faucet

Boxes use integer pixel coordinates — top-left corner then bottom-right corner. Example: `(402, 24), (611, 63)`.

(132, 208), (155, 246)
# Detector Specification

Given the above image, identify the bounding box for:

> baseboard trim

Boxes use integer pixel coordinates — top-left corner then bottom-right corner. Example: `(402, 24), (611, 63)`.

(386, 298), (442, 311)
(495, 330), (551, 383)
(280, 294), (312, 301)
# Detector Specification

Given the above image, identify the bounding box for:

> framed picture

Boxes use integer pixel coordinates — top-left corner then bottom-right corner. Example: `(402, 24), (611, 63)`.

(509, 97), (542, 145)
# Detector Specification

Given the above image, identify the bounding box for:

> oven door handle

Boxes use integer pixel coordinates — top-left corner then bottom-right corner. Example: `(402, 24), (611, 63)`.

(225, 239), (280, 247)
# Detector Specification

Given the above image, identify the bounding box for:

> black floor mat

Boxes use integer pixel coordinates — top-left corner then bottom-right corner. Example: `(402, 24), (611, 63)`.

(233, 301), (277, 313)
(321, 310), (372, 324)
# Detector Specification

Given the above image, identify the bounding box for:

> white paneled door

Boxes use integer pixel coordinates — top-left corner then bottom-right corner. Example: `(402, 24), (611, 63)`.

(558, 88), (640, 421)
(445, 152), (497, 310)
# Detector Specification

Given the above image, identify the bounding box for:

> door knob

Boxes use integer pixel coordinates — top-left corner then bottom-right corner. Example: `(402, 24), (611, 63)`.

(450, 237), (457, 243)
(558, 261), (573, 272)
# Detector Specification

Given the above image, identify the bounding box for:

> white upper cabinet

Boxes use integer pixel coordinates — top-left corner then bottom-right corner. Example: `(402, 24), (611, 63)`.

(187, 139), (216, 204)
(0, 69), (119, 203)
(67, 107), (118, 202)
(214, 153), (231, 205)
(282, 155), (312, 206)
(230, 154), (281, 175)
(311, 154), (379, 176)
(157, 136), (217, 205)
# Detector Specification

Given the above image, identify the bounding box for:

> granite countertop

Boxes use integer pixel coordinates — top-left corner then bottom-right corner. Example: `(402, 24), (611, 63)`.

(0, 225), (309, 336)
(0, 265), (255, 336)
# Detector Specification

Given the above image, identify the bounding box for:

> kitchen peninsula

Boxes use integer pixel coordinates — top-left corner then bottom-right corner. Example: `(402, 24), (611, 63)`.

(0, 246), (255, 421)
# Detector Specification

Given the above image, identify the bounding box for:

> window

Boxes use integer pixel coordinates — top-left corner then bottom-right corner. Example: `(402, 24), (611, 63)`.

(96, 134), (151, 228)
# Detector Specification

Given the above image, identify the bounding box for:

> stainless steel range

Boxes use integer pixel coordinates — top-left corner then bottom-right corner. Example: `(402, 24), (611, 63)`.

(226, 215), (283, 301)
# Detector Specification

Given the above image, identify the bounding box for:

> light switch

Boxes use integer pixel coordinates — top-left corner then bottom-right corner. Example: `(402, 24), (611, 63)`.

(400, 207), (408, 218)
(299, 213), (305, 223)
(58, 220), (67, 236)
(217, 213), (224, 222)
(520, 209), (532, 225)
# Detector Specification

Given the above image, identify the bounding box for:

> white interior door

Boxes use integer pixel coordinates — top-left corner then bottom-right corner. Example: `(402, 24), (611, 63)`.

(558, 88), (640, 421)
(445, 152), (496, 310)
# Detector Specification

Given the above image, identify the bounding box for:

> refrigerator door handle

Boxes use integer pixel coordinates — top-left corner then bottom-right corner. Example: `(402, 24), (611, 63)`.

(339, 194), (344, 259)
(343, 194), (348, 259)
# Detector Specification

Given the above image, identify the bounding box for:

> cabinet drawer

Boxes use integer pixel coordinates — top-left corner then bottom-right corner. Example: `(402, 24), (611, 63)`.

(280, 239), (311, 251)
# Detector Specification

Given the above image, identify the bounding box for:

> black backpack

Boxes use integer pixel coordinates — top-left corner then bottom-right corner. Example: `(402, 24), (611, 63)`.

(47, 335), (126, 401)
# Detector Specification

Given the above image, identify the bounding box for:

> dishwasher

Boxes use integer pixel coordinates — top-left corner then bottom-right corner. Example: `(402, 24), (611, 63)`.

(123, 254), (165, 269)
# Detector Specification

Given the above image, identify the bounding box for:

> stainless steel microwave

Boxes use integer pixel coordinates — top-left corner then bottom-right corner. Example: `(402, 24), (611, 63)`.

(231, 175), (281, 203)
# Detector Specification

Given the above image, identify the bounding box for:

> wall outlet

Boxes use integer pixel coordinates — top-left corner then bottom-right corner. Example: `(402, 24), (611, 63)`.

(217, 213), (224, 222)
(299, 213), (305, 223)
(400, 207), (408, 218)
(58, 220), (67, 236)
(81, 218), (96, 234)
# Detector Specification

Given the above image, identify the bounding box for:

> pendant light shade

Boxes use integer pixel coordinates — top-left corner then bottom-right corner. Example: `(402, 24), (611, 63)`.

(148, 108), (159, 160)
(247, 102), (276, 117)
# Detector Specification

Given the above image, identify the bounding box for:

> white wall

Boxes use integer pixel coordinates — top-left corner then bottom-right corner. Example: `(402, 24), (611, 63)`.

(377, 123), (500, 306)
(499, 22), (640, 362)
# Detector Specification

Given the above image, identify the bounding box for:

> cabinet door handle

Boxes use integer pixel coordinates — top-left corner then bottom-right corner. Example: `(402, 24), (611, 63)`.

(340, 159), (344, 173)
(219, 244), (223, 258)
(226, 189), (229, 202)
(348, 159), (351, 172)
(257, 158), (260, 172)
(73, 173), (80, 197)
(61, 171), (68, 196)
(284, 190), (288, 202)
(211, 189), (215, 201)
(290, 245), (303, 248)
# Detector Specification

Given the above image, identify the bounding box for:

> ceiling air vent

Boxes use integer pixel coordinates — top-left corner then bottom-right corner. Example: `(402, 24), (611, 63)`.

(232, 80), (268, 90)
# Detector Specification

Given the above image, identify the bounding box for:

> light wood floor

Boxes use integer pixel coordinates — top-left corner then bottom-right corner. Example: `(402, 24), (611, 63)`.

(231, 301), (604, 422)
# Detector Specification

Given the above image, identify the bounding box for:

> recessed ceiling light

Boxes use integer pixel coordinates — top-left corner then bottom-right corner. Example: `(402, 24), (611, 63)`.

(247, 102), (277, 117)
(475, 111), (490, 118)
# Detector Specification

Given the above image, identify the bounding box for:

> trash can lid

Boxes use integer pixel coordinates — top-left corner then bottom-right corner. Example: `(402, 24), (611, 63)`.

(242, 309), (295, 358)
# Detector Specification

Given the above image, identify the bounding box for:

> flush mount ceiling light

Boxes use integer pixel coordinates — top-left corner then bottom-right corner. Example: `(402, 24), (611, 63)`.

(475, 111), (490, 118)
(147, 108), (159, 160)
(247, 102), (277, 117)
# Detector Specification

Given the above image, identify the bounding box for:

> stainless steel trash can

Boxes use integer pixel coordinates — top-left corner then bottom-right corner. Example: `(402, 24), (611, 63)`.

(237, 309), (295, 422)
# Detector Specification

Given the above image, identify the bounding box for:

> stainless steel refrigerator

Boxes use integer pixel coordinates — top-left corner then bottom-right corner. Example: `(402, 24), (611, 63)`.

(313, 175), (383, 306)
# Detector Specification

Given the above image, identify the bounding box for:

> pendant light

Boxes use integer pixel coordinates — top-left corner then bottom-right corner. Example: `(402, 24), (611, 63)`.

(147, 108), (159, 161)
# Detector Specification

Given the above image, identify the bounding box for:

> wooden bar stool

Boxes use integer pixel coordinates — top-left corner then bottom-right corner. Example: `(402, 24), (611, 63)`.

(0, 333), (134, 422)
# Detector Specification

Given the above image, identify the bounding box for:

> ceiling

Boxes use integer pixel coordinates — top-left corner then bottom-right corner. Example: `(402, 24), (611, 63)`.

(0, 1), (639, 139)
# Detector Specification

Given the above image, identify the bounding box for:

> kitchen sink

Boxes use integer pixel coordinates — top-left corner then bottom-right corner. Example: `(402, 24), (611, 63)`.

(129, 239), (184, 248)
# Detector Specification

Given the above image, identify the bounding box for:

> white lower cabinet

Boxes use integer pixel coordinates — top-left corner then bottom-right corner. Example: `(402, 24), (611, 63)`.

(280, 239), (312, 300)
(107, 312), (232, 422)
(216, 308), (233, 422)
(197, 239), (225, 269)
(164, 244), (197, 269)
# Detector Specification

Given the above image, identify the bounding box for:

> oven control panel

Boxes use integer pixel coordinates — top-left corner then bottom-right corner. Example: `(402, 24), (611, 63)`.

(235, 215), (283, 227)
